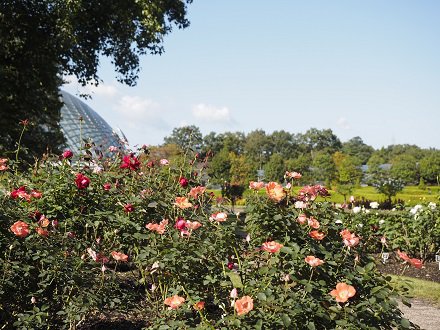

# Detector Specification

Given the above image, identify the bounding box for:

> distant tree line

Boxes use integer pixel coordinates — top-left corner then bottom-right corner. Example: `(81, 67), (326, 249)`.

(160, 125), (440, 200)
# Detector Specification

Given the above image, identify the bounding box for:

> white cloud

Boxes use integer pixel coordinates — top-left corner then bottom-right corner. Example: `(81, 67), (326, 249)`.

(192, 103), (231, 122)
(337, 117), (350, 130)
(62, 75), (119, 98)
(114, 95), (169, 130)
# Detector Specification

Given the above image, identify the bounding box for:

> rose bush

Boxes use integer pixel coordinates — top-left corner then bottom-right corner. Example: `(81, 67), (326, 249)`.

(0, 143), (421, 329)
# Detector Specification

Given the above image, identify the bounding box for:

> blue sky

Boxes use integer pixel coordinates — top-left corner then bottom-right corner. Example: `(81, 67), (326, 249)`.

(63, 1), (440, 149)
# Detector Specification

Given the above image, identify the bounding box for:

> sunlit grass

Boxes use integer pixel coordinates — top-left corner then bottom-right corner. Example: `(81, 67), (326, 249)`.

(389, 275), (440, 307)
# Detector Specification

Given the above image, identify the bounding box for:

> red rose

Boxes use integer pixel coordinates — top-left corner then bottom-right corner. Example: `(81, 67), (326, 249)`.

(62, 150), (73, 159)
(75, 173), (90, 189)
(179, 177), (189, 187)
(120, 154), (140, 171)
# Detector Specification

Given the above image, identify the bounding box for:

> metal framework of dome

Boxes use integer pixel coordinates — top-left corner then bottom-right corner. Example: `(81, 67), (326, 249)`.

(60, 90), (126, 154)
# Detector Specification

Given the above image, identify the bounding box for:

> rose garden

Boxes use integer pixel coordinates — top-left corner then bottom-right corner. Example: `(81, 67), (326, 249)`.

(1, 138), (439, 330)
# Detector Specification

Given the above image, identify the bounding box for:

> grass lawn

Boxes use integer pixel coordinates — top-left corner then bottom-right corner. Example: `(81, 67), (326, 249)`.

(389, 275), (440, 307)
(209, 185), (440, 206)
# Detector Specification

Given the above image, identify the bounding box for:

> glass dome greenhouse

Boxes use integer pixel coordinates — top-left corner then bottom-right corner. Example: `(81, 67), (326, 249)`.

(59, 90), (126, 155)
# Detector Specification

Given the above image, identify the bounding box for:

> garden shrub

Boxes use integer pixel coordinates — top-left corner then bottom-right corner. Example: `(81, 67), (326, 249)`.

(0, 149), (421, 329)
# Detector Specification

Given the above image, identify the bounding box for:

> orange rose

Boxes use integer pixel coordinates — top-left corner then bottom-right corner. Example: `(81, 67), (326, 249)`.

(146, 219), (168, 234)
(409, 258), (423, 269)
(304, 255), (325, 267)
(340, 229), (360, 247)
(35, 227), (49, 237)
(193, 301), (205, 310)
(309, 230), (326, 241)
(330, 282), (356, 303)
(188, 186), (206, 199)
(249, 181), (265, 190)
(235, 296), (253, 316)
(261, 241), (283, 253)
(307, 217), (320, 229)
(111, 251), (129, 262)
(10, 221), (30, 238)
(174, 197), (193, 209)
(265, 182), (285, 202)
(164, 295), (185, 310)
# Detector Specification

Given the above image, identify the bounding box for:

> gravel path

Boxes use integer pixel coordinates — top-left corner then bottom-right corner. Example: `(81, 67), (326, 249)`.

(399, 299), (440, 330)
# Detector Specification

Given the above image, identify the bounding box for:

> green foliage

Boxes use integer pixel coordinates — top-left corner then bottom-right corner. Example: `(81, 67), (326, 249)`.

(263, 153), (285, 182)
(390, 155), (418, 185)
(163, 125), (203, 153)
(419, 152), (440, 184)
(0, 144), (430, 329)
(1, 0), (192, 163)
(372, 176), (405, 203)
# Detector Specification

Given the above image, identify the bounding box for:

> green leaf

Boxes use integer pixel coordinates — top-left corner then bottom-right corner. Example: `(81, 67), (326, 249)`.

(281, 313), (291, 327)
(400, 318), (411, 329)
(257, 292), (267, 301)
(228, 272), (243, 288)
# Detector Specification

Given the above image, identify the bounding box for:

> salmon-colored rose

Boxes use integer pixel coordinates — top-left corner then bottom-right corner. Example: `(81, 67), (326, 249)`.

(174, 197), (193, 209)
(235, 296), (253, 316)
(285, 171), (302, 180)
(396, 250), (410, 261)
(10, 221), (30, 238)
(307, 217), (320, 229)
(111, 251), (129, 262)
(340, 229), (360, 247)
(261, 241), (283, 253)
(193, 301), (205, 310)
(309, 230), (326, 241)
(186, 220), (202, 230)
(188, 186), (206, 199)
(330, 282), (356, 303)
(409, 258), (423, 269)
(297, 213), (307, 224)
(164, 295), (185, 310)
(265, 182), (285, 202)
(35, 227), (49, 237)
(304, 255), (325, 267)
(210, 212), (228, 222)
(146, 219), (168, 234)
(249, 181), (265, 190)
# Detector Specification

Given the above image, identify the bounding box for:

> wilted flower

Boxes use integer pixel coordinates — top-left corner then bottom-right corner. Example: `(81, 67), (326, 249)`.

(0, 158), (8, 171)
(35, 227), (49, 237)
(159, 159), (169, 166)
(186, 220), (202, 230)
(330, 283), (356, 303)
(235, 296), (253, 316)
(164, 295), (185, 310)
